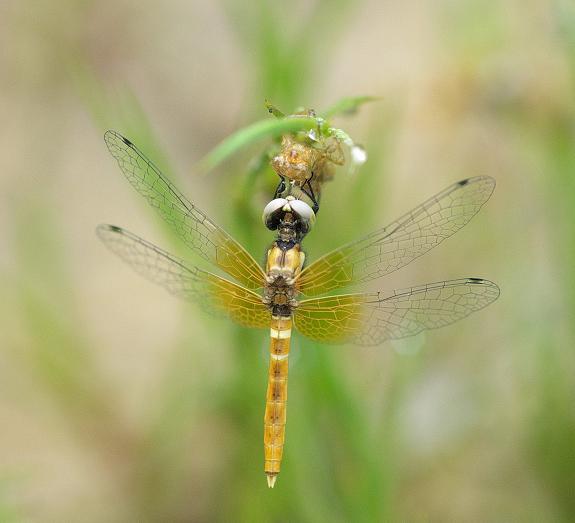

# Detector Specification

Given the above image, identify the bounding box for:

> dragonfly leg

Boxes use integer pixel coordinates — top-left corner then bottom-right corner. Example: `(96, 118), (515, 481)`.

(302, 175), (320, 214)
(274, 176), (287, 199)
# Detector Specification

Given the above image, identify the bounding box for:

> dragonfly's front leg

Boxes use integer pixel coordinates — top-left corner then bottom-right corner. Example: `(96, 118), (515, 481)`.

(302, 175), (320, 214)
(274, 176), (287, 199)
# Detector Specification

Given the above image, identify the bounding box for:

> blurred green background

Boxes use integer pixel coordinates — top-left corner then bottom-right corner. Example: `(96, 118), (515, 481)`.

(1, 1), (574, 521)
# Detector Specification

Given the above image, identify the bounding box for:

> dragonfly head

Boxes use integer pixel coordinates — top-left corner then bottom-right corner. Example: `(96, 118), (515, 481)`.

(262, 197), (316, 237)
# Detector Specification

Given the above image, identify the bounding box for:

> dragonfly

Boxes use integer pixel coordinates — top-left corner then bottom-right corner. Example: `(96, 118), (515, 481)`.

(98, 130), (499, 488)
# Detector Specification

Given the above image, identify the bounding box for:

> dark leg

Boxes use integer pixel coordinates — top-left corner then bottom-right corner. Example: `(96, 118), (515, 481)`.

(302, 174), (320, 214)
(274, 176), (286, 199)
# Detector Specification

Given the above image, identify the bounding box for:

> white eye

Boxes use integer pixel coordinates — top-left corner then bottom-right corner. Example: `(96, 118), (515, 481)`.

(262, 198), (288, 230)
(289, 200), (316, 226)
(263, 198), (288, 218)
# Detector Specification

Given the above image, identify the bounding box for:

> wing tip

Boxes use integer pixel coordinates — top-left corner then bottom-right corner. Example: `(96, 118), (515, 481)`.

(465, 277), (501, 302)
(466, 277), (498, 286)
(96, 223), (121, 232)
(107, 224), (123, 233)
(104, 129), (132, 146)
(458, 175), (496, 188)
(95, 223), (125, 242)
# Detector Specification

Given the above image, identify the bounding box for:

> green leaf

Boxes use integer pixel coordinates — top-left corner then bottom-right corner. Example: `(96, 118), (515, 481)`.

(322, 95), (380, 119)
(198, 116), (318, 173)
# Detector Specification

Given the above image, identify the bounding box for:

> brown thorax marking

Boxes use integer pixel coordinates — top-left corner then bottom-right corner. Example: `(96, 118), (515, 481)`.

(263, 215), (305, 312)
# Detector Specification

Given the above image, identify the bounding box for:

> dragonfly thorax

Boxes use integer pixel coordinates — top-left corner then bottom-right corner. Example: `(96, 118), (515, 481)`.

(263, 240), (305, 315)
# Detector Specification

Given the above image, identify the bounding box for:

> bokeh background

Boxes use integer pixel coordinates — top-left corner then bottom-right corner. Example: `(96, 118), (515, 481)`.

(1, 1), (574, 521)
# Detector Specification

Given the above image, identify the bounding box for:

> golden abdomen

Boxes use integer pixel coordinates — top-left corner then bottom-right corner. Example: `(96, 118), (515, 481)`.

(263, 315), (292, 488)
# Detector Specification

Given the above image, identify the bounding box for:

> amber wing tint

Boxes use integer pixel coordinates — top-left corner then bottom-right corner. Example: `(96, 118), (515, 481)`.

(104, 130), (266, 290)
(297, 176), (496, 296)
(294, 278), (500, 345)
(97, 225), (270, 329)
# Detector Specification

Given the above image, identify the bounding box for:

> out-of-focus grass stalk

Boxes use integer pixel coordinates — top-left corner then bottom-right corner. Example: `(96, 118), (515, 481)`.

(0, 478), (21, 523)
(73, 63), (192, 259)
(13, 205), (116, 430)
(494, 3), (575, 518)
(221, 0), (363, 108)
(519, 107), (575, 520)
(322, 96), (381, 119)
(10, 202), (140, 518)
(73, 63), (236, 519)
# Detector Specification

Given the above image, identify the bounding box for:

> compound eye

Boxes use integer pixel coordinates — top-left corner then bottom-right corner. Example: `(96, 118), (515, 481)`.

(262, 198), (288, 230)
(289, 199), (316, 233)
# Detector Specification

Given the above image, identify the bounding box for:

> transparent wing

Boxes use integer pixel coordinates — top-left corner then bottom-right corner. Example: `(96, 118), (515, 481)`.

(294, 278), (499, 345)
(96, 224), (270, 330)
(297, 177), (495, 296)
(104, 130), (265, 290)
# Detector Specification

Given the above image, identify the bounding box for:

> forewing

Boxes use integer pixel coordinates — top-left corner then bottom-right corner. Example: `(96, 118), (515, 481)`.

(96, 224), (270, 330)
(297, 177), (495, 296)
(294, 278), (499, 345)
(104, 130), (265, 289)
